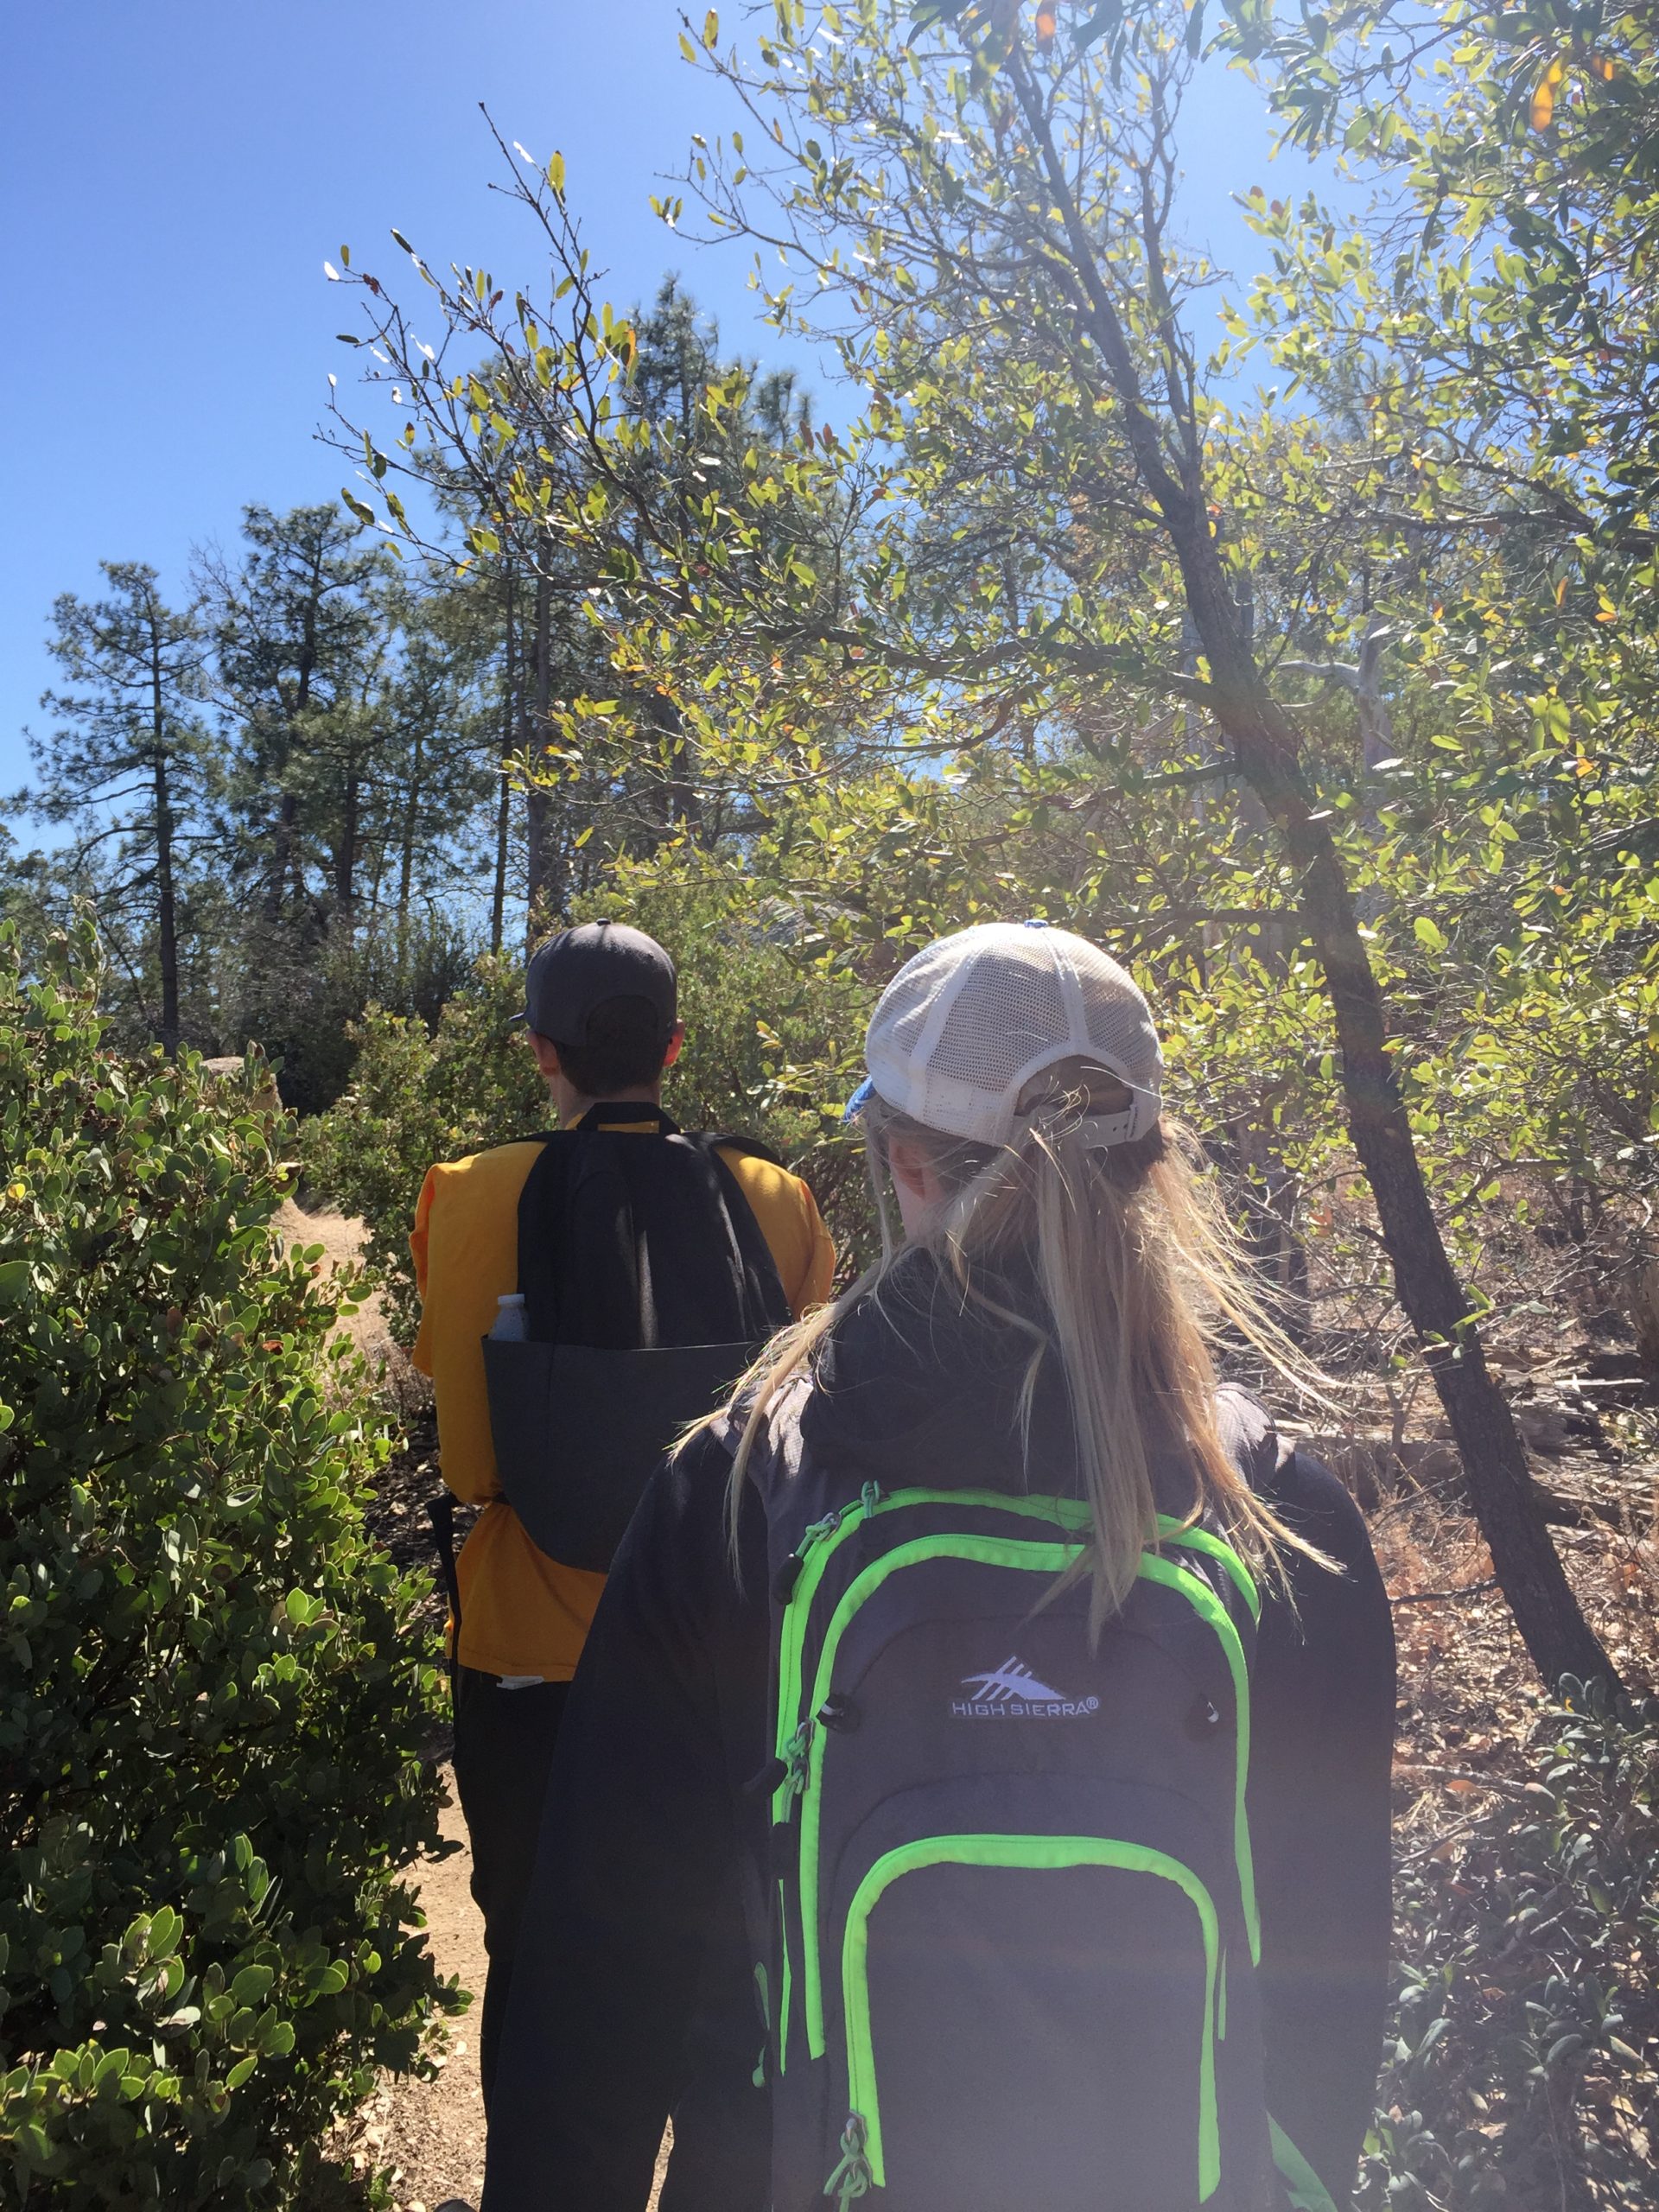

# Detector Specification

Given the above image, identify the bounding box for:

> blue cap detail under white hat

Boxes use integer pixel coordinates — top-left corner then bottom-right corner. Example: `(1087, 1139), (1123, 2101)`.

(842, 1076), (875, 1124)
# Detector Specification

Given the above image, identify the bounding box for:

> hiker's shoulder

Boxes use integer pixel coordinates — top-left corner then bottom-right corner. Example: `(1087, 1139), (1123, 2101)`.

(423, 1138), (547, 1214)
(1214, 1384), (1368, 1552)
(714, 1139), (810, 1211)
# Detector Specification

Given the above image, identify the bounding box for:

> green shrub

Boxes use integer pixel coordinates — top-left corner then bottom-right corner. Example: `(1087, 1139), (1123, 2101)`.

(303, 880), (872, 1342)
(1359, 1688), (1659, 2211)
(298, 958), (547, 1344)
(0, 923), (459, 2208)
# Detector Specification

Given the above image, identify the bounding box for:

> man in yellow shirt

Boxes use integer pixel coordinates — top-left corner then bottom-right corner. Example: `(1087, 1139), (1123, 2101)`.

(410, 920), (833, 2107)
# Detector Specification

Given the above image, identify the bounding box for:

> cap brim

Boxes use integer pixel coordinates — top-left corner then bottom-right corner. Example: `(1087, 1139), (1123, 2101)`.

(842, 1077), (874, 1125)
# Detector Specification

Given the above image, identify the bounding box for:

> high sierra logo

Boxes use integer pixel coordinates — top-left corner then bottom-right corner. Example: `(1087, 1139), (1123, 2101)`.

(952, 1656), (1100, 1720)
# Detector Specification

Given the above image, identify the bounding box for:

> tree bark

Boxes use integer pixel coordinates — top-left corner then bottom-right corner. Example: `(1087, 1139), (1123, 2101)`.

(335, 769), (359, 930)
(396, 724), (423, 992)
(147, 612), (181, 1058)
(1007, 43), (1615, 1691)
(524, 569), (563, 945)
(491, 567), (516, 957)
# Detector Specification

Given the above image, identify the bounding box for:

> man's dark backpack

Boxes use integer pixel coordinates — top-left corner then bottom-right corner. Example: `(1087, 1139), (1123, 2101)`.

(482, 1103), (792, 1573)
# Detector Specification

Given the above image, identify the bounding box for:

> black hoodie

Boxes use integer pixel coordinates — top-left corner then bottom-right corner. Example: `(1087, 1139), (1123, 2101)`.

(483, 1255), (1396, 2212)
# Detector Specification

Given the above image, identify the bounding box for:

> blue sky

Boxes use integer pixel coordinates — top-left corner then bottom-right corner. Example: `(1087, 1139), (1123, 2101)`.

(1, 1), (1332, 806)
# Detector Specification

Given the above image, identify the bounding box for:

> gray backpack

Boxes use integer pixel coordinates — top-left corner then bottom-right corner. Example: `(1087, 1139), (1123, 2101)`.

(738, 1385), (1334, 2212)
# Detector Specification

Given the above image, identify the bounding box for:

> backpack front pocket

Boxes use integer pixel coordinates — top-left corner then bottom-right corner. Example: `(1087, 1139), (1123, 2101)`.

(838, 1834), (1220, 2211)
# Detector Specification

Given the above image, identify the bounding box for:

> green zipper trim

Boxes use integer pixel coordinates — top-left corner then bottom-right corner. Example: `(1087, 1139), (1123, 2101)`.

(798, 1533), (1256, 2051)
(801, 1532), (1079, 2050)
(772, 1490), (1087, 1819)
(772, 1488), (1252, 1822)
(842, 1834), (1220, 2198)
(1217, 1948), (1228, 2042)
(1139, 1554), (1260, 1965)
(1269, 2117), (1340, 2212)
(1156, 1517), (1260, 1621)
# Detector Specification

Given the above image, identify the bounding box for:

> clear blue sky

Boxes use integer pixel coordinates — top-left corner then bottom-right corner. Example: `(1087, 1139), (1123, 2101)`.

(0, 2), (1331, 802)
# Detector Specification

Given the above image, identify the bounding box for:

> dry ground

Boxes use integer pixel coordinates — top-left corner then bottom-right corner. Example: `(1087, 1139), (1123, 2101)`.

(284, 1201), (1659, 2210)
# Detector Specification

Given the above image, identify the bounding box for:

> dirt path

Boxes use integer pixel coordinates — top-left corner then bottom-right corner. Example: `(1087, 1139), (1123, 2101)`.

(275, 1196), (395, 1366)
(358, 1770), (489, 2212)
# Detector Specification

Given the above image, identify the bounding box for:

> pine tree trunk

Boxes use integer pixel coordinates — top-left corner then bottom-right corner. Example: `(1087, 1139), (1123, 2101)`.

(397, 727), (423, 994)
(524, 569), (563, 945)
(335, 771), (359, 930)
(148, 627), (181, 1059)
(491, 569), (516, 957)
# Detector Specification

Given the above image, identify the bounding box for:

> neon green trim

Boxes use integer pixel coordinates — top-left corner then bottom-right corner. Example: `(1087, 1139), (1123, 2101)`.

(772, 1489), (1251, 1819)
(1139, 1555), (1260, 1964)
(801, 1532), (1081, 2050)
(772, 1488), (1090, 1818)
(1155, 1516), (1260, 1621)
(1217, 1948), (1228, 2042)
(776, 1879), (791, 2074)
(1269, 2118), (1340, 2212)
(842, 1834), (1220, 2197)
(798, 1531), (1260, 2050)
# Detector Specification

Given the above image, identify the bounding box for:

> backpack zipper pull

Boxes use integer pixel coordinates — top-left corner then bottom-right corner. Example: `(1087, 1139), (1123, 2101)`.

(782, 1716), (814, 1800)
(823, 2113), (873, 2202)
(860, 1480), (883, 1521)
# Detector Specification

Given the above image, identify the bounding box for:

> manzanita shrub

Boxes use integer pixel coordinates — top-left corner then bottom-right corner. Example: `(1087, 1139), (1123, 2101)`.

(1360, 1688), (1659, 2211)
(0, 924), (459, 2207)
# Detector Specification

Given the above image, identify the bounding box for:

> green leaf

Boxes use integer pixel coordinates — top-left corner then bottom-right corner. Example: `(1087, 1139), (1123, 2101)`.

(702, 9), (719, 48)
(547, 150), (565, 199)
(232, 1964), (275, 2007)
(1072, 1), (1123, 49)
(0, 1258), (31, 1304)
(1414, 916), (1449, 956)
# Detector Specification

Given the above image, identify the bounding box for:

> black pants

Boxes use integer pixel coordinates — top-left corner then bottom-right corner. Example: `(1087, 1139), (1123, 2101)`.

(451, 1665), (570, 2109)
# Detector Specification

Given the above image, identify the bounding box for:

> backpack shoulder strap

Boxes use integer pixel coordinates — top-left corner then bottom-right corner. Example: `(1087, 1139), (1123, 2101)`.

(513, 1132), (587, 1343)
(677, 1131), (794, 1336)
(696, 1129), (786, 1171)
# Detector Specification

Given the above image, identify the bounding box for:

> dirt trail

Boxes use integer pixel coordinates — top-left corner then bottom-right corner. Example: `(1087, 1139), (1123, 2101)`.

(356, 1771), (489, 2212)
(274, 1196), (395, 1365)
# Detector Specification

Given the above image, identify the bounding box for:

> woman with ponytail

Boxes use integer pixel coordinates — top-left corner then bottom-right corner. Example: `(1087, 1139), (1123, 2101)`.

(485, 925), (1395, 2212)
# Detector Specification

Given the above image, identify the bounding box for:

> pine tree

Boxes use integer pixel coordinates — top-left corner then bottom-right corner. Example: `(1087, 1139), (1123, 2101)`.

(16, 563), (212, 1053)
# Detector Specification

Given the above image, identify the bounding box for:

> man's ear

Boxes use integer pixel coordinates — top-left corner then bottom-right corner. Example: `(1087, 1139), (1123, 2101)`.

(528, 1031), (563, 1081)
(663, 1022), (685, 1070)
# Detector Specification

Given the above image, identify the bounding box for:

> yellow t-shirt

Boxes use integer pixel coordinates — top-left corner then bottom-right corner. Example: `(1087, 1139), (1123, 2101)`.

(410, 1130), (835, 1679)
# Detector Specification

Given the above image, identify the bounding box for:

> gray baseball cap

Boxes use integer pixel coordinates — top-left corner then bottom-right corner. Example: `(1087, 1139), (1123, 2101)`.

(517, 921), (677, 1043)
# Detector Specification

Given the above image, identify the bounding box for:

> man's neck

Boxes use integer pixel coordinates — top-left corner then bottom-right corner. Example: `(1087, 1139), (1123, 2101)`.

(553, 1080), (664, 1129)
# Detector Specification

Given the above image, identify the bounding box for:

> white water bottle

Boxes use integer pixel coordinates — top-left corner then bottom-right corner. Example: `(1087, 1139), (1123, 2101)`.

(490, 1293), (528, 1342)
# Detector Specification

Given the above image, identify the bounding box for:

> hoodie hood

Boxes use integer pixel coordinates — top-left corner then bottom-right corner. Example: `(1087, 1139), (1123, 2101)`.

(799, 1246), (1086, 1498)
(798, 1245), (1274, 1514)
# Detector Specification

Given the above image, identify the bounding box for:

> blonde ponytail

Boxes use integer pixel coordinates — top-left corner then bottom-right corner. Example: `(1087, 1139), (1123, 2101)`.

(715, 1063), (1328, 1617)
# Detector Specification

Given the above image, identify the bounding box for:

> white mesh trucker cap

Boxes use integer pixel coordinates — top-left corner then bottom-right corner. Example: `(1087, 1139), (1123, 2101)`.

(848, 920), (1163, 1150)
